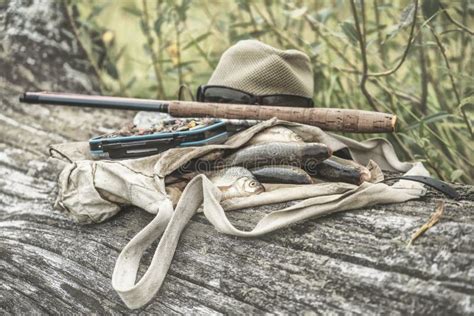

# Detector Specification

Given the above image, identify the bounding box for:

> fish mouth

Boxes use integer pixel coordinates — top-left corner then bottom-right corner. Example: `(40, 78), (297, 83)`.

(244, 177), (265, 194)
(254, 184), (265, 194)
(359, 169), (371, 184)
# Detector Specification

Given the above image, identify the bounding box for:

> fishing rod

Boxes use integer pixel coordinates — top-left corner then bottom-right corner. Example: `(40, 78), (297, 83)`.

(20, 91), (397, 133)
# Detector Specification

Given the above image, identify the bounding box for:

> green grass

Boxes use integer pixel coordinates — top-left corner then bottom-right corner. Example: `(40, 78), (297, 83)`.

(68, 0), (473, 183)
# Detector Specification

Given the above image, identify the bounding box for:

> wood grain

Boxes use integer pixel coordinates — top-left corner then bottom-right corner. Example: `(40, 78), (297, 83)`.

(168, 101), (396, 133)
(0, 1), (472, 314)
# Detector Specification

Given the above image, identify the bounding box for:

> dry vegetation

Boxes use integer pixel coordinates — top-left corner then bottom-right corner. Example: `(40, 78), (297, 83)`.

(68, 0), (473, 183)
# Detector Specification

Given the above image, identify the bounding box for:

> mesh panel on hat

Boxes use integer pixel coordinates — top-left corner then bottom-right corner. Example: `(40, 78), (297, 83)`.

(208, 40), (314, 98)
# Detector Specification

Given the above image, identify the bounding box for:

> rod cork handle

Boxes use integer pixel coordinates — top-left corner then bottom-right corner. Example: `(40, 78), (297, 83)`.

(168, 101), (396, 133)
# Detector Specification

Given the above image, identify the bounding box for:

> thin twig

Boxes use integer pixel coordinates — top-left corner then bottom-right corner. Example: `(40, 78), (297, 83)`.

(174, 11), (183, 87)
(407, 201), (445, 246)
(369, 78), (421, 106)
(303, 14), (358, 70)
(368, 0), (419, 77)
(457, 1), (471, 88)
(286, 1), (362, 70)
(247, 4), (259, 34)
(429, 25), (473, 137)
(423, 50), (450, 112)
(318, 61), (360, 74)
(320, 61), (424, 106)
(373, 0), (387, 64)
(262, 3), (283, 46)
(252, 4), (301, 48)
(440, 3), (474, 35)
(391, 94), (473, 167)
(265, 1), (277, 26)
(417, 27), (428, 114)
(103, 48), (130, 97)
(142, 0), (166, 99)
(63, 2), (107, 92)
(350, 0), (378, 111)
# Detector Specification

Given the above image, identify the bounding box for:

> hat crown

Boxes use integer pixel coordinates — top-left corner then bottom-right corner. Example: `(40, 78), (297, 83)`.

(208, 40), (313, 98)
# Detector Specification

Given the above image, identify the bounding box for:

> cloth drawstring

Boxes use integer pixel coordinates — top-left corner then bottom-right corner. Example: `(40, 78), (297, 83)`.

(111, 168), (428, 309)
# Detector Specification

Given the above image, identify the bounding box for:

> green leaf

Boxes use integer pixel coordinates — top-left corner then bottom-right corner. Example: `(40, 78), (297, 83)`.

(383, 3), (416, 43)
(104, 61), (119, 79)
(450, 169), (464, 182)
(230, 22), (254, 29)
(458, 96), (474, 110)
(140, 19), (147, 33)
(341, 21), (360, 44)
(185, 34), (217, 69)
(288, 7), (307, 19)
(248, 29), (269, 38)
(315, 8), (332, 23)
(88, 5), (106, 19)
(176, 60), (199, 68)
(115, 46), (127, 62)
(383, 24), (401, 42)
(143, 43), (153, 56)
(309, 42), (322, 56)
(182, 32), (211, 50)
(179, 0), (192, 21)
(122, 6), (142, 17)
(154, 17), (164, 34)
(236, 0), (250, 12)
(124, 76), (137, 90)
(406, 111), (454, 130)
(377, 3), (394, 10)
(399, 3), (416, 28)
(366, 24), (387, 35)
(422, 0), (441, 20)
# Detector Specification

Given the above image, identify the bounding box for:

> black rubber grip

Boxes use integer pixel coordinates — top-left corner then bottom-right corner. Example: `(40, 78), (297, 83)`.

(383, 175), (459, 199)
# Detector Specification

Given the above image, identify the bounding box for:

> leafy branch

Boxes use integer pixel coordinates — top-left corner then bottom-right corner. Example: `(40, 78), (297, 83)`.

(368, 0), (419, 77)
(349, 0), (377, 110)
(429, 25), (473, 137)
(141, 0), (166, 99)
(64, 1), (108, 92)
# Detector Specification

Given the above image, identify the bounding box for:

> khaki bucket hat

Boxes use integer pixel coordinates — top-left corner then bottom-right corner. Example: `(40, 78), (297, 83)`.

(207, 40), (314, 98)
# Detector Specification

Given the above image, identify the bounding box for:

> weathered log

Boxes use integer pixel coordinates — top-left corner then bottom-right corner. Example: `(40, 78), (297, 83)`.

(0, 1), (473, 315)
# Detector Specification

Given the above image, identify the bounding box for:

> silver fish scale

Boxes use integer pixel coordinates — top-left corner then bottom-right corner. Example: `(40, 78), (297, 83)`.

(222, 142), (311, 168)
(250, 165), (313, 184)
(209, 167), (256, 187)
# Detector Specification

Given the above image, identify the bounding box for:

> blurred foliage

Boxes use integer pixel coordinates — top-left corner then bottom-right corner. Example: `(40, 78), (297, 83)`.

(67, 0), (473, 183)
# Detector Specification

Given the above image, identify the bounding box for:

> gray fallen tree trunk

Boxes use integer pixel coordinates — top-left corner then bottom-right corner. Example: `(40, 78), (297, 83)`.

(0, 1), (473, 314)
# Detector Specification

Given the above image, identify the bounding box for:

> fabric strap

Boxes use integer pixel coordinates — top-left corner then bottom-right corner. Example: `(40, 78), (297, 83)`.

(111, 166), (427, 309)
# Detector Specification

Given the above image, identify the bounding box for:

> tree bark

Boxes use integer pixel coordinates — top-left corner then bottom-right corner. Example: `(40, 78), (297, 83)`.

(0, 1), (473, 315)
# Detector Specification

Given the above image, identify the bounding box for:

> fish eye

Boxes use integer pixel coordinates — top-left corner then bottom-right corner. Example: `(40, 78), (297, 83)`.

(249, 180), (258, 187)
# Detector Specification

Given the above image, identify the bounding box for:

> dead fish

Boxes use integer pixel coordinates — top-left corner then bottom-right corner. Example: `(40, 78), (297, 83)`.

(247, 126), (303, 145)
(209, 167), (265, 200)
(199, 149), (225, 162)
(330, 156), (372, 182)
(165, 186), (182, 207)
(165, 171), (196, 184)
(305, 158), (371, 185)
(250, 165), (313, 184)
(219, 142), (331, 169)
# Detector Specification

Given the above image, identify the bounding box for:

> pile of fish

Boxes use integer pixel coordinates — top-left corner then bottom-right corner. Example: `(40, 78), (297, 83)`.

(166, 126), (375, 202)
